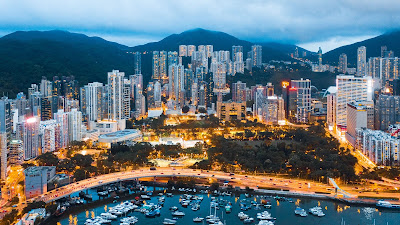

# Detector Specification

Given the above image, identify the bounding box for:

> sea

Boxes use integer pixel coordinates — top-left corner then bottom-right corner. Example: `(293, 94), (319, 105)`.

(55, 186), (400, 225)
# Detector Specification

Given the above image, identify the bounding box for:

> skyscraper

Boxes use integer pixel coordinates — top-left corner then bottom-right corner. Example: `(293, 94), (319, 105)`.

(152, 51), (160, 80)
(357, 46), (367, 76)
(53, 109), (69, 149)
(375, 95), (400, 130)
(336, 75), (373, 129)
(81, 82), (104, 122)
(205, 45), (213, 58)
(179, 45), (188, 57)
(0, 97), (11, 142)
(159, 51), (167, 82)
(318, 47), (323, 66)
(133, 52), (141, 74)
(251, 45), (262, 67)
(187, 45), (196, 57)
(22, 116), (40, 160)
(290, 79), (312, 123)
(107, 70), (129, 121)
(169, 64), (185, 106)
(0, 133), (6, 180)
(339, 53), (347, 74)
(39, 120), (57, 153)
(68, 108), (82, 142)
(232, 81), (247, 102)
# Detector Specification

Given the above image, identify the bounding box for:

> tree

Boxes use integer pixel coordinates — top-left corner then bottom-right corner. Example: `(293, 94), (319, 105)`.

(36, 152), (59, 166)
(182, 105), (190, 113)
(9, 197), (19, 205)
(71, 154), (93, 168)
(198, 107), (207, 114)
(73, 169), (86, 181)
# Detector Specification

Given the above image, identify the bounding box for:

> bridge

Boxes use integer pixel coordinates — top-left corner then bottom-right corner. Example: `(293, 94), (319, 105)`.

(328, 177), (355, 198)
(26, 168), (335, 204)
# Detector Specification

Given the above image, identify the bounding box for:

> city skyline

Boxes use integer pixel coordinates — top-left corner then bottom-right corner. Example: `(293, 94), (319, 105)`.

(1, 0), (400, 51)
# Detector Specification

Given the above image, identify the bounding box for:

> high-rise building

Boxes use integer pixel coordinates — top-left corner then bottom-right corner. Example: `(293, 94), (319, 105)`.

(232, 81), (247, 102)
(356, 129), (400, 166)
(53, 109), (69, 149)
(159, 51), (167, 82)
(22, 116), (40, 160)
(339, 53), (347, 74)
(24, 166), (56, 199)
(212, 62), (227, 91)
(375, 95), (400, 130)
(134, 93), (146, 118)
(357, 46), (367, 76)
(0, 97), (11, 142)
(290, 79), (312, 123)
(261, 96), (285, 124)
(336, 75), (373, 129)
(216, 101), (246, 121)
(381, 57), (399, 81)
(129, 74), (143, 100)
(40, 77), (52, 97)
(254, 86), (267, 119)
(381, 46), (388, 57)
(179, 45), (188, 57)
(68, 108), (82, 142)
(318, 47), (322, 66)
(152, 51), (160, 80)
(39, 120), (57, 153)
(133, 52), (141, 74)
(187, 45), (196, 57)
(168, 64), (185, 106)
(266, 82), (274, 97)
(368, 57), (381, 78)
(326, 93), (336, 129)
(154, 81), (162, 108)
(346, 101), (374, 146)
(107, 70), (130, 121)
(9, 140), (23, 166)
(251, 45), (262, 67)
(0, 133), (6, 180)
(81, 82), (104, 122)
(206, 45), (213, 58)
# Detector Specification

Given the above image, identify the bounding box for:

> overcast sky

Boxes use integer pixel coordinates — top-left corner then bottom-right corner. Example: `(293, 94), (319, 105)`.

(1, 0), (400, 52)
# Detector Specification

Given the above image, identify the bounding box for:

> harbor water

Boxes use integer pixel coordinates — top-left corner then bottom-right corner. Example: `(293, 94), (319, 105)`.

(55, 187), (400, 225)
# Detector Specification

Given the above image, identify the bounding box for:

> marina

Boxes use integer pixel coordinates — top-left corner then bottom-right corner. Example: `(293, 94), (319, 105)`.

(55, 186), (400, 225)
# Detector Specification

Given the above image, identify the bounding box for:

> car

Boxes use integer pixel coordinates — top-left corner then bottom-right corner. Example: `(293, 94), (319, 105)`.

(98, 180), (103, 184)
(231, 177), (235, 179)
(229, 173), (235, 176)
(12, 205), (17, 208)
(198, 174), (200, 175)
(212, 175), (215, 177)
(150, 167), (157, 171)
(244, 176), (248, 178)
(161, 173), (164, 174)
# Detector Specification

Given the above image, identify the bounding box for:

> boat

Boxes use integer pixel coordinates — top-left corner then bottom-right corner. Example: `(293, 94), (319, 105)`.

(258, 221), (274, 225)
(141, 195), (151, 200)
(54, 205), (66, 217)
(238, 211), (249, 220)
(244, 218), (254, 224)
(225, 205), (232, 213)
(169, 206), (178, 211)
(376, 200), (400, 209)
(294, 207), (307, 217)
(163, 218), (177, 225)
(309, 206), (325, 217)
(100, 212), (117, 220)
(257, 211), (275, 220)
(172, 211), (185, 216)
(193, 217), (205, 222)
(145, 210), (158, 218)
(191, 204), (200, 211)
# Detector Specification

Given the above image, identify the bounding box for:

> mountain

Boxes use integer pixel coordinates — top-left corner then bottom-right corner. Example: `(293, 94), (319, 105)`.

(323, 30), (400, 66)
(131, 28), (294, 61)
(0, 30), (133, 97)
(0, 28), (307, 97)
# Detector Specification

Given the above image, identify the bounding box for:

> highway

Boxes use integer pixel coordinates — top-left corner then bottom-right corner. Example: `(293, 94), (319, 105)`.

(27, 168), (335, 204)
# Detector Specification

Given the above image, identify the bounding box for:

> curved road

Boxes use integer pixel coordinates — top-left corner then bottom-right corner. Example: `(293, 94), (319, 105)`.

(28, 168), (334, 204)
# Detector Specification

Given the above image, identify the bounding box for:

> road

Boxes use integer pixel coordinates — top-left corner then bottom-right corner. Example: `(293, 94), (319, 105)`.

(27, 168), (335, 204)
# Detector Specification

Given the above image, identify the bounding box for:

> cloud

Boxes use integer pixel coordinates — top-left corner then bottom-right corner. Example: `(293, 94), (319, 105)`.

(0, 0), (400, 50)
